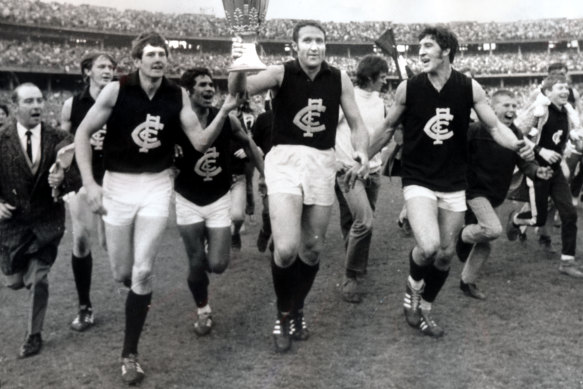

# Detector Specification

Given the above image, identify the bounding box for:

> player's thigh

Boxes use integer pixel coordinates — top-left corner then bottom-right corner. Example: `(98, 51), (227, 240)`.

(68, 189), (96, 235)
(206, 227), (231, 272)
(269, 193), (303, 254)
(177, 221), (206, 262)
(133, 215), (168, 266)
(104, 221), (134, 277)
(230, 175), (246, 221)
(300, 204), (332, 258)
(404, 193), (440, 254)
(437, 208), (465, 252)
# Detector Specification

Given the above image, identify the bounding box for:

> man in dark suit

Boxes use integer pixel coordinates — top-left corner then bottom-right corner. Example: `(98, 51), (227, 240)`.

(0, 83), (74, 358)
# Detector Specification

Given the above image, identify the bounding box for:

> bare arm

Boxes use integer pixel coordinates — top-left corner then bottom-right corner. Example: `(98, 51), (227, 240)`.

(60, 97), (73, 133)
(472, 80), (532, 160)
(368, 80), (407, 157)
(75, 82), (117, 186)
(230, 115), (264, 176)
(228, 64), (283, 97)
(180, 89), (240, 153)
(74, 81), (118, 213)
(340, 71), (369, 163)
(572, 88), (583, 119)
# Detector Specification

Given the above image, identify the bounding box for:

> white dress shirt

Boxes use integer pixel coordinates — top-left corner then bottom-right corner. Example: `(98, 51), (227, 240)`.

(17, 122), (41, 171)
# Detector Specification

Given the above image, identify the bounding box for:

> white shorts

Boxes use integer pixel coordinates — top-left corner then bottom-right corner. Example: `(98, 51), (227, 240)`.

(265, 145), (336, 206)
(403, 185), (467, 212)
(102, 169), (173, 226)
(175, 192), (231, 228)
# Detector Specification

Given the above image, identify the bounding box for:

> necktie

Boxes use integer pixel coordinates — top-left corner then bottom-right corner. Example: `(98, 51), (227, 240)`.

(25, 130), (33, 162)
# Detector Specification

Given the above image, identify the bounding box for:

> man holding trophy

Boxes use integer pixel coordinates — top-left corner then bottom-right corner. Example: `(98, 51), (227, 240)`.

(226, 1), (370, 353)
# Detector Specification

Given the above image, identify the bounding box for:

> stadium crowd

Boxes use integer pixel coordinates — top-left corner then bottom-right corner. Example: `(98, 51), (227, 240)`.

(2, 0), (583, 42)
(2, 39), (582, 78)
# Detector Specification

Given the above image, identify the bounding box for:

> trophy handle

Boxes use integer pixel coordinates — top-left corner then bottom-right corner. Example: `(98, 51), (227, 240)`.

(229, 34), (267, 73)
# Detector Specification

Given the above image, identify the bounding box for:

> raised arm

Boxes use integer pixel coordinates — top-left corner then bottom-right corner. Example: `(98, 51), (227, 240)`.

(472, 79), (533, 160)
(368, 80), (407, 157)
(228, 65), (283, 98)
(180, 89), (241, 153)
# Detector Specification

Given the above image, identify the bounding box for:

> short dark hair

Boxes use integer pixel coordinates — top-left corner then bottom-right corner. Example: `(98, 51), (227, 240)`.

(0, 104), (8, 116)
(179, 68), (213, 92)
(418, 26), (459, 63)
(355, 55), (389, 88)
(130, 31), (169, 60)
(541, 74), (568, 93)
(548, 62), (568, 74)
(491, 89), (515, 102)
(80, 52), (117, 81)
(292, 20), (326, 43)
(11, 82), (42, 104)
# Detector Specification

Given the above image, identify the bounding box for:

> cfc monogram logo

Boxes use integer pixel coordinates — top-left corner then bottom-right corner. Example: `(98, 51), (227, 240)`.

(552, 130), (564, 145)
(194, 147), (222, 181)
(90, 126), (107, 151)
(131, 114), (164, 152)
(293, 98), (327, 137)
(423, 108), (454, 145)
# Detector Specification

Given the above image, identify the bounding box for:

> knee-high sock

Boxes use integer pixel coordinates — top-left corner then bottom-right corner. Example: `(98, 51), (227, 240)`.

(422, 265), (449, 303)
(294, 256), (319, 311)
(409, 250), (430, 282)
(72, 253), (92, 308)
(122, 291), (152, 357)
(271, 256), (296, 313)
(187, 272), (209, 308)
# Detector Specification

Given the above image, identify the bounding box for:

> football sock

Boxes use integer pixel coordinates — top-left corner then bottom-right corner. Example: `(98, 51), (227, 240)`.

(295, 257), (319, 311)
(271, 255), (296, 313)
(122, 291), (152, 357)
(72, 253), (93, 308)
(409, 249), (430, 282)
(422, 265), (450, 303)
(187, 272), (209, 308)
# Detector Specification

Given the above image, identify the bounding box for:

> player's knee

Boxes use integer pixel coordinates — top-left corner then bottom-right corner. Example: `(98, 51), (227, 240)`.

(303, 233), (326, 254)
(274, 247), (298, 268)
(209, 261), (228, 274)
(350, 217), (373, 237)
(440, 245), (456, 262)
(73, 235), (91, 257)
(434, 255), (452, 269)
(231, 208), (245, 223)
(112, 268), (131, 284)
(133, 268), (152, 285)
(482, 223), (503, 241)
(417, 241), (440, 260)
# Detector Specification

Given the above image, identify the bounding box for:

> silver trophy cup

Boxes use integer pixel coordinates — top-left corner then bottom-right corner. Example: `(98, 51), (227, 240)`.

(222, 0), (269, 72)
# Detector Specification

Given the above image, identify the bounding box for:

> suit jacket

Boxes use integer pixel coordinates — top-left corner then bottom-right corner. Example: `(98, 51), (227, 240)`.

(0, 120), (74, 275)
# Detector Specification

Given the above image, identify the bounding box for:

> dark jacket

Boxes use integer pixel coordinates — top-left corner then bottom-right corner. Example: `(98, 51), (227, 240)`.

(0, 121), (74, 275)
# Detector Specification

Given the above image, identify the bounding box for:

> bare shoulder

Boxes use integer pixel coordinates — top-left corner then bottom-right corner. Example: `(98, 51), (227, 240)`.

(98, 81), (120, 104)
(471, 79), (487, 104)
(394, 80), (407, 105)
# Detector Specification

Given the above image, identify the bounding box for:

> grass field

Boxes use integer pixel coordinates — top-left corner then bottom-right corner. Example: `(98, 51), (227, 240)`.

(1, 177), (582, 389)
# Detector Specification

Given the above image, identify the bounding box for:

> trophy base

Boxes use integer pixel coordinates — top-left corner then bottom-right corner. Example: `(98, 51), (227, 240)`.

(228, 42), (267, 73)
